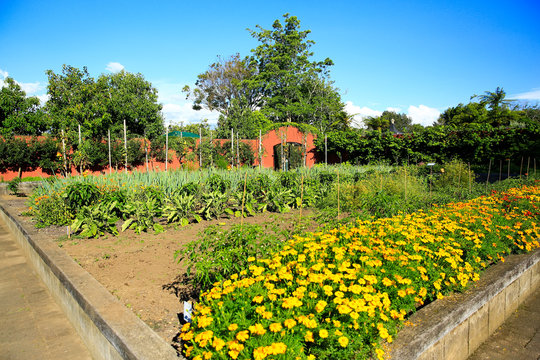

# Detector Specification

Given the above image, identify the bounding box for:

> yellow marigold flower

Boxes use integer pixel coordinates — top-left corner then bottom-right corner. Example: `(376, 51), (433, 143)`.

(253, 347), (268, 360)
(269, 322), (282, 333)
(197, 315), (213, 328)
(203, 351), (212, 360)
(319, 329), (329, 338)
(338, 336), (349, 347)
(375, 348), (385, 360)
(228, 323), (238, 331)
(269, 342), (287, 355)
(333, 320), (342, 328)
(281, 296), (303, 309)
(284, 319), (297, 329)
(212, 337), (225, 351)
(180, 330), (194, 341)
(315, 300), (327, 313)
(253, 295), (264, 303)
(305, 331), (314, 342)
(249, 323), (266, 336)
(262, 311), (273, 319)
(228, 350), (240, 359)
(236, 330), (249, 342)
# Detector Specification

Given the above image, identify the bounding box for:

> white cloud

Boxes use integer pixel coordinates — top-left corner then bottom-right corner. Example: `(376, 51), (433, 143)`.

(512, 88), (540, 100)
(106, 62), (125, 73)
(0, 68), (8, 79)
(153, 80), (220, 126)
(386, 107), (402, 113)
(19, 82), (41, 95)
(345, 101), (382, 127)
(407, 105), (440, 126)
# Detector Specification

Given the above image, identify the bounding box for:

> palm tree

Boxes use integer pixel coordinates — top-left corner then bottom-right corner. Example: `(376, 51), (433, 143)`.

(472, 87), (514, 126)
(473, 87), (513, 112)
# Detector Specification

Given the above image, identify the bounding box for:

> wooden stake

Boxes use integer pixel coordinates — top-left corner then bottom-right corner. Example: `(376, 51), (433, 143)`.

(108, 129), (112, 174)
(337, 170), (340, 220)
(486, 159), (491, 192)
(526, 157), (530, 179)
(299, 174), (304, 223)
(507, 159), (511, 180)
(520, 156), (524, 179)
(404, 166), (407, 201)
(241, 172), (247, 226)
(468, 162), (471, 194)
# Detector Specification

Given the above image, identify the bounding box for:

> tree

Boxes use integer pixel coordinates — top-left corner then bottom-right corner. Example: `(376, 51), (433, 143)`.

(245, 14), (344, 125)
(46, 65), (106, 141)
(0, 77), (47, 136)
(364, 111), (412, 132)
(183, 54), (259, 116)
(99, 70), (164, 139)
(472, 87), (515, 126)
(435, 102), (488, 126)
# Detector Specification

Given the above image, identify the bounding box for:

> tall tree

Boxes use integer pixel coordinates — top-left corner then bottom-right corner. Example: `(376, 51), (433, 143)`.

(183, 54), (258, 116)
(0, 77), (47, 136)
(46, 65), (106, 140)
(245, 14), (343, 125)
(472, 87), (515, 126)
(99, 70), (164, 139)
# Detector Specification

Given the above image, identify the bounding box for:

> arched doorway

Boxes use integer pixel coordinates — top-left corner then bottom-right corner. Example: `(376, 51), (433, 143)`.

(273, 142), (303, 170)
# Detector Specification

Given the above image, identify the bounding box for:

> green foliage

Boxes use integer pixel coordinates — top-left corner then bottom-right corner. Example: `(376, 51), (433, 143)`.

(7, 177), (22, 195)
(126, 139), (145, 167)
(31, 195), (71, 227)
(0, 77), (47, 136)
(320, 124), (540, 166)
(63, 182), (101, 214)
(46, 65), (164, 141)
(70, 202), (119, 238)
(174, 224), (285, 293)
(121, 197), (164, 234)
(163, 193), (200, 226)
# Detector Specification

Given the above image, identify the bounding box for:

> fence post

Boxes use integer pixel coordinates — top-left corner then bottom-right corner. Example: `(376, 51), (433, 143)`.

(108, 129), (112, 174)
(124, 119), (128, 173)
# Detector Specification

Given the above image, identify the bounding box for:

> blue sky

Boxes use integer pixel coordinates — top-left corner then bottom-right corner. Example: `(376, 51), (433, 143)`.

(1, 0), (539, 127)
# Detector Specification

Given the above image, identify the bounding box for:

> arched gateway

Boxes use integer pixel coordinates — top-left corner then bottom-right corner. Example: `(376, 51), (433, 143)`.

(258, 126), (317, 170)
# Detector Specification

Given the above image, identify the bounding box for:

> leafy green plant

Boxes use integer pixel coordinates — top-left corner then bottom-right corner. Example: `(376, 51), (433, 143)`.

(174, 223), (285, 293)
(70, 202), (119, 238)
(197, 190), (230, 220)
(163, 193), (200, 226)
(63, 182), (101, 214)
(7, 177), (22, 196)
(121, 197), (164, 234)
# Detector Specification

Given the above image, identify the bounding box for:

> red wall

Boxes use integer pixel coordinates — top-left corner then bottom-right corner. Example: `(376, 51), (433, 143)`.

(0, 127), (317, 180)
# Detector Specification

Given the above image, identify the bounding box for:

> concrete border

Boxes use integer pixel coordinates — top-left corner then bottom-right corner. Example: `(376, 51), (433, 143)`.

(388, 248), (540, 360)
(0, 181), (43, 196)
(0, 200), (180, 360)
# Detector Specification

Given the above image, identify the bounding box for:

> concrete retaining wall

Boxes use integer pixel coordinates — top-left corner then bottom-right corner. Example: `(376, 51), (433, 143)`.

(0, 201), (180, 360)
(388, 247), (540, 360)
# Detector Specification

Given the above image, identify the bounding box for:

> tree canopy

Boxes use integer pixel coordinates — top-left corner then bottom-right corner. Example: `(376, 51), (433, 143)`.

(0, 77), (47, 136)
(46, 65), (163, 141)
(186, 14), (348, 137)
(436, 87), (521, 127)
(364, 111), (413, 132)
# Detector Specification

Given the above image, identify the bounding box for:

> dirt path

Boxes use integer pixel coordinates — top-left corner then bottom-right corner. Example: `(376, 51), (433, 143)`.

(1, 195), (316, 344)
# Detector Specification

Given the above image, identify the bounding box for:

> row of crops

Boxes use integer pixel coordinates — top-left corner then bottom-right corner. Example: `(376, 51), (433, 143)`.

(28, 161), (539, 238)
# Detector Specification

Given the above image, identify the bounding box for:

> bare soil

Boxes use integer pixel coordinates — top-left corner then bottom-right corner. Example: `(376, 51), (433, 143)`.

(1, 194), (317, 345)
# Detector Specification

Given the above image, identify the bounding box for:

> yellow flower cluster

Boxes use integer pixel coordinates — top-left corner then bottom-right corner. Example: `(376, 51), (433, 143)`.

(181, 185), (540, 360)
